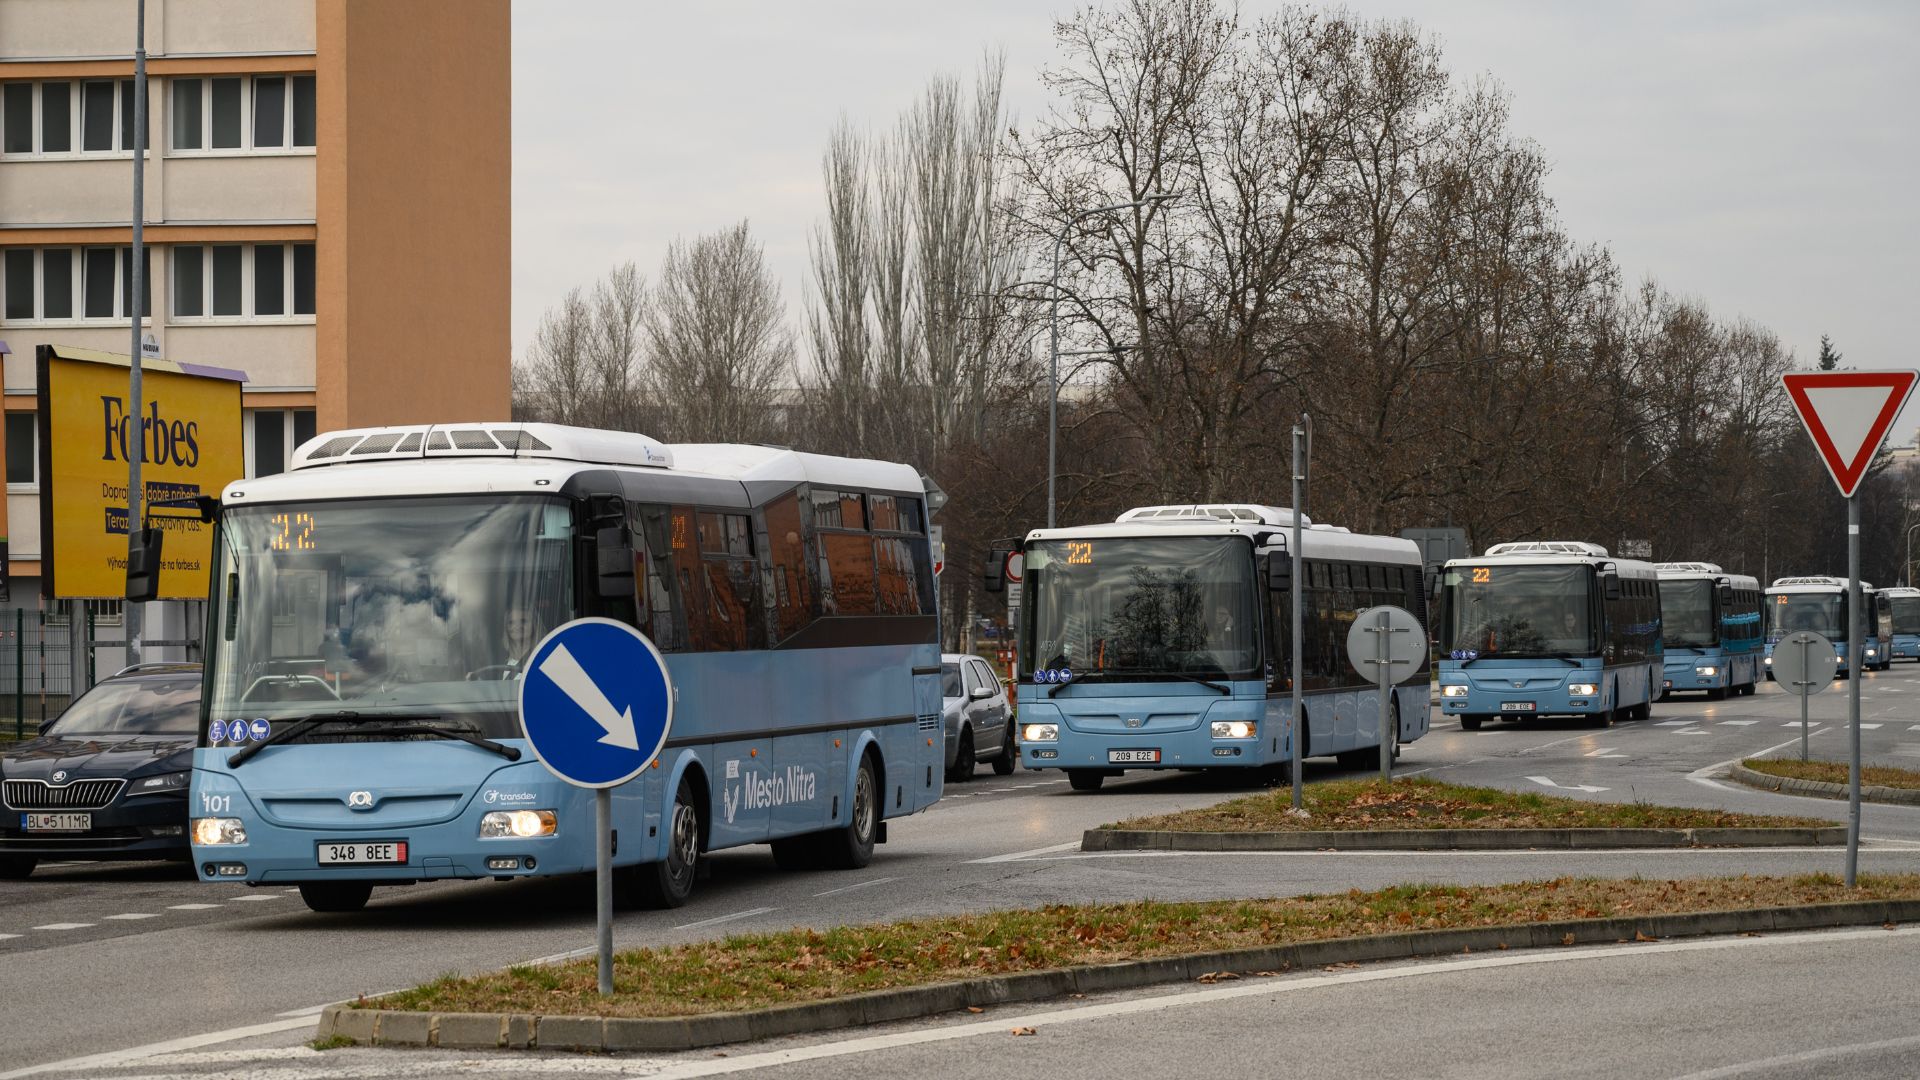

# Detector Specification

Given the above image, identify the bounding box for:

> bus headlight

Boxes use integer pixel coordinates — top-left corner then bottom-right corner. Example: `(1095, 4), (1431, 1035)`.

(1022, 724), (1058, 743)
(1210, 721), (1256, 739)
(1694, 666), (1718, 677)
(1441, 684), (1469, 698)
(1765, 655), (1773, 666)
(480, 810), (557, 839)
(191, 817), (247, 846)
(1568, 683), (1598, 696)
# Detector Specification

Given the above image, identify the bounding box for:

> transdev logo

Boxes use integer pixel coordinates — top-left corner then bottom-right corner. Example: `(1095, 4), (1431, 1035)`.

(483, 789), (537, 805)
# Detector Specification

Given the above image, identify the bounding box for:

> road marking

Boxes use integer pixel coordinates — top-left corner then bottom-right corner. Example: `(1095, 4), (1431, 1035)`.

(1908, 725), (1920, 732)
(813, 876), (898, 898)
(968, 840), (1082, 864)
(228, 894), (282, 902)
(1858, 723), (1883, 730)
(1583, 747), (1617, 757)
(0, 1015), (316, 1079)
(1717, 720), (1758, 726)
(1668, 1032), (1920, 1080)
(1525, 775), (1608, 793)
(166, 903), (221, 910)
(0, 933), (19, 940)
(30, 923), (93, 931)
(102, 913), (159, 920)
(672, 906), (777, 932)
(1656, 720), (1698, 726)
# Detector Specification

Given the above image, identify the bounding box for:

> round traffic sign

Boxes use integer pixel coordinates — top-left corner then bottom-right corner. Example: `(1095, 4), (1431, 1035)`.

(1344, 605), (1426, 685)
(1771, 630), (1838, 697)
(1004, 552), (1025, 584)
(517, 617), (674, 789)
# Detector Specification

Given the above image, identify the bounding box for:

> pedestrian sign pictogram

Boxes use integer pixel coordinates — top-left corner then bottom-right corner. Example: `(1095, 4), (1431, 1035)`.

(1780, 370), (1919, 497)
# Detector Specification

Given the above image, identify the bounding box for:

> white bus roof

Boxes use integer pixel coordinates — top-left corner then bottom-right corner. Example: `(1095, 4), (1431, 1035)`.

(1882, 586), (1920, 598)
(1768, 576), (1877, 594)
(1656, 563), (1760, 590)
(1444, 542), (1659, 580)
(231, 423), (924, 505)
(1026, 506), (1419, 565)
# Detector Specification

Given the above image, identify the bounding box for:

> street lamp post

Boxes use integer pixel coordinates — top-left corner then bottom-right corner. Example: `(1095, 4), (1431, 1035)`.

(1905, 522), (1920, 587)
(1047, 193), (1175, 528)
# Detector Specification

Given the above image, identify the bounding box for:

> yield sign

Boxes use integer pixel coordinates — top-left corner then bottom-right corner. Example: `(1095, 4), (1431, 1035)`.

(1780, 370), (1919, 497)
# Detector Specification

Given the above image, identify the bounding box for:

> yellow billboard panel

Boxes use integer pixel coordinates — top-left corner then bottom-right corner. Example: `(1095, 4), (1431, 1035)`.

(37, 345), (246, 600)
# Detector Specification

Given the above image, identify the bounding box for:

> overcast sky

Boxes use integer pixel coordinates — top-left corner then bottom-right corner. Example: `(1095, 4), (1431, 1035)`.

(511, 0), (1920, 442)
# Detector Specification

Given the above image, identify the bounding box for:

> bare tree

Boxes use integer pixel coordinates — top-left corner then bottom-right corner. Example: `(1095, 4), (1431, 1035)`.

(644, 221), (793, 444)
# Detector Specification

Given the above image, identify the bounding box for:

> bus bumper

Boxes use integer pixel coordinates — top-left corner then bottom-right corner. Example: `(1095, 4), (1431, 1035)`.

(1661, 661), (1728, 693)
(1439, 684), (1604, 719)
(189, 808), (600, 885)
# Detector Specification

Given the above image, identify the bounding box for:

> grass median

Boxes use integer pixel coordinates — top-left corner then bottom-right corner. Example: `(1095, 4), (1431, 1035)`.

(370, 873), (1920, 1019)
(1097, 777), (1828, 834)
(1743, 758), (1920, 791)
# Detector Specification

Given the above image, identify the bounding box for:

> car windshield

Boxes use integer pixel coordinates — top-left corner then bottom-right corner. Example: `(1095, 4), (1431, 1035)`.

(1768, 593), (1846, 641)
(205, 496), (575, 741)
(941, 663), (962, 698)
(1659, 579), (1716, 647)
(1022, 536), (1258, 679)
(48, 675), (201, 737)
(1443, 563), (1594, 657)
(1892, 597), (1920, 635)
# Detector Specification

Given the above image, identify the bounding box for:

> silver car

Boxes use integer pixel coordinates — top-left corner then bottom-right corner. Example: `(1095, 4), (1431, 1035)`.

(941, 653), (1014, 781)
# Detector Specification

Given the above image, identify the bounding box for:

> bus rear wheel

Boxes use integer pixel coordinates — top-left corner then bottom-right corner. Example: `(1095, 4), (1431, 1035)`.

(816, 754), (879, 870)
(1067, 769), (1105, 792)
(298, 881), (372, 913)
(626, 776), (701, 909)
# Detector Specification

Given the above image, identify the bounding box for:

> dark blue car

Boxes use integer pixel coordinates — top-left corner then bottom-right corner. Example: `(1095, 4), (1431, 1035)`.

(0, 663), (202, 878)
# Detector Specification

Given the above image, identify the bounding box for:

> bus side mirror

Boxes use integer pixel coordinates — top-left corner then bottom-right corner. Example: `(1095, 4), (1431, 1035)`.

(1603, 573), (1622, 601)
(594, 525), (635, 600)
(1718, 585), (1733, 605)
(982, 550), (1005, 594)
(126, 527), (164, 604)
(1270, 556), (1292, 591)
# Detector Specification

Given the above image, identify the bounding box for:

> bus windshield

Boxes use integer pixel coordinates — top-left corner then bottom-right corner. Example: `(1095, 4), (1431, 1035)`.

(1892, 597), (1920, 635)
(1659, 579), (1716, 647)
(206, 496), (576, 740)
(1768, 593), (1845, 641)
(1023, 536), (1258, 679)
(1444, 563), (1594, 657)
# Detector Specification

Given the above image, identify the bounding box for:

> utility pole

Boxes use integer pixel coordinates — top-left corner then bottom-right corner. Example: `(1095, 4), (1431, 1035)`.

(125, 0), (149, 668)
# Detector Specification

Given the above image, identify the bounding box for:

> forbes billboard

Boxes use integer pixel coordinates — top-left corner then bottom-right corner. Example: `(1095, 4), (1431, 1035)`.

(37, 344), (245, 600)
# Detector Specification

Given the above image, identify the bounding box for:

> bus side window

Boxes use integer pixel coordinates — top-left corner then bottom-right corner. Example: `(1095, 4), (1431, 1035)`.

(700, 513), (760, 651)
(630, 505), (686, 652)
(763, 491), (812, 642)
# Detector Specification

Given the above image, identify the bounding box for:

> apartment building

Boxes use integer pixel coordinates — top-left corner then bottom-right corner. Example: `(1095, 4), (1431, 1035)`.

(0, 0), (510, 612)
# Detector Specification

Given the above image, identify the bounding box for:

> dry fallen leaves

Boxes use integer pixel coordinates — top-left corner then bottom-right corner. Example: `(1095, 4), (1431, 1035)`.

(1561, 933), (1576, 946)
(1634, 931), (1659, 942)
(966, 1007), (984, 1014)
(1011, 1027), (1038, 1037)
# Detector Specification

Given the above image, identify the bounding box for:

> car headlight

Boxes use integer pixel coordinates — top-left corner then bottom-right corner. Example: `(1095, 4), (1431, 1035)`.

(1694, 666), (1718, 677)
(1210, 721), (1256, 739)
(129, 771), (190, 794)
(1022, 724), (1058, 742)
(1441, 684), (1469, 698)
(479, 810), (557, 839)
(191, 817), (247, 845)
(1765, 655), (1773, 665)
(1568, 682), (1598, 696)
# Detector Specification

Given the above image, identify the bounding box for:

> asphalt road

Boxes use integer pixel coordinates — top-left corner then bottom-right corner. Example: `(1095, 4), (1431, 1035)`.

(3, 663), (1917, 1078)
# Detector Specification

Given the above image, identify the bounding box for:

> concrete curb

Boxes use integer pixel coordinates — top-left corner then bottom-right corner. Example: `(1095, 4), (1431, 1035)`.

(1729, 762), (1920, 807)
(1079, 825), (1848, 852)
(317, 899), (1920, 1052)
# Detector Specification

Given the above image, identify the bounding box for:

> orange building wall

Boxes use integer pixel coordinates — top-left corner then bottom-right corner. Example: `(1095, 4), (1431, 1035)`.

(316, 0), (511, 431)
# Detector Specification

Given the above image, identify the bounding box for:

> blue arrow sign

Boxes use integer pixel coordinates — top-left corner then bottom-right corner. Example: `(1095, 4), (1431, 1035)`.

(517, 618), (673, 789)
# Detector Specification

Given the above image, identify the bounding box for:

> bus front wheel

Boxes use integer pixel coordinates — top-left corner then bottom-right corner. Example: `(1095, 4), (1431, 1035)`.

(1067, 769), (1105, 792)
(1460, 715), (1483, 731)
(627, 776), (701, 909)
(298, 881), (372, 913)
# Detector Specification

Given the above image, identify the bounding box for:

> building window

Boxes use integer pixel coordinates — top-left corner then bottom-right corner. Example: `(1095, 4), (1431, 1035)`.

(5, 412), (37, 486)
(0, 81), (140, 156)
(247, 408), (317, 478)
(0, 247), (145, 324)
(172, 243), (314, 320)
(171, 75), (314, 153)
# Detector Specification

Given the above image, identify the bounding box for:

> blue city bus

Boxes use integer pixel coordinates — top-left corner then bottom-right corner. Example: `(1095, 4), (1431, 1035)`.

(1006, 504), (1430, 791)
(1655, 563), (1762, 700)
(1764, 576), (1890, 678)
(1884, 587), (1920, 662)
(188, 423), (944, 912)
(1437, 542), (1662, 730)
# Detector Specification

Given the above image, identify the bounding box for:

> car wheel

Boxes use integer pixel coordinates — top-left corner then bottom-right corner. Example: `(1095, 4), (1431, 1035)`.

(0, 856), (36, 880)
(1067, 769), (1105, 792)
(945, 727), (976, 783)
(298, 881), (373, 913)
(626, 775), (702, 909)
(816, 753), (879, 870)
(992, 724), (1017, 775)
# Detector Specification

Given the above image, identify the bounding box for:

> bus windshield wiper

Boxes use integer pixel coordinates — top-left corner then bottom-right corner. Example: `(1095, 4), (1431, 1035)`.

(225, 710), (443, 767)
(1158, 671), (1233, 695)
(366, 723), (521, 761)
(1046, 671), (1103, 698)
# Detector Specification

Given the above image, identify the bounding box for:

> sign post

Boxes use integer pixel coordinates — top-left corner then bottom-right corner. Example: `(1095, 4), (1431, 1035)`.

(1780, 368), (1920, 886)
(518, 617), (674, 995)
(1346, 606), (1425, 783)
(1771, 630), (1837, 763)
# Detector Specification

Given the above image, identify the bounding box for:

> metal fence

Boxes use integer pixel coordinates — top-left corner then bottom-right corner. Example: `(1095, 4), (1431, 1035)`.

(0, 609), (79, 739)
